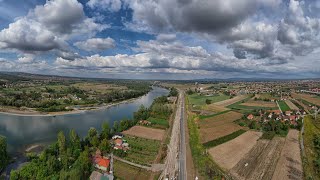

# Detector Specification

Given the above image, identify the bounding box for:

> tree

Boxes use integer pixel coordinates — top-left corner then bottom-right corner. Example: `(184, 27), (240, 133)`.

(100, 122), (110, 139)
(113, 121), (120, 132)
(99, 138), (111, 153)
(69, 129), (81, 152)
(57, 131), (66, 155)
(249, 121), (257, 129)
(205, 99), (212, 104)
(90, 136), (100, 148)
(168, 87), (178, 97)
(88, 127), (97, 138)
(0, 136), (8, 169)
(133, 105), (149, 120)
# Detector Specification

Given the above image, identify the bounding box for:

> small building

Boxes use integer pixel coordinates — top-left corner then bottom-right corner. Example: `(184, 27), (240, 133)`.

(112, 133), (123, 140)
(285, 111), (292, 116)
(90, 171), (103, 180)
(93, 150), (110, 172)
(247, 114), (254, 120)
(139, 120), (151, 126)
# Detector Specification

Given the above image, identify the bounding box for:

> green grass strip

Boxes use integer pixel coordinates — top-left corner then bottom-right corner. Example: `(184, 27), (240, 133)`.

(226, 97), (251, 109)
(278, 100), (291, 111)
(199, 110), (231, 120)
(203, 129), (246, 148)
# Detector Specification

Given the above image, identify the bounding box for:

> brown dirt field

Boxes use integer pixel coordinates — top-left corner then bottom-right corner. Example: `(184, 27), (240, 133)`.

(292, 93), (320, 106)
(199, 111), (243, 143)
(230, 137), (285, 180)
(214, 95), (248, 107)
(199, 111), (243, 129)
(123, 126), (165, 141)
(200, 124), (243, 143)
(271, 130), (303, 180)
(208, 131), (262, 170)
(241, 100), (276, 108)
(285, 100), (299, 110)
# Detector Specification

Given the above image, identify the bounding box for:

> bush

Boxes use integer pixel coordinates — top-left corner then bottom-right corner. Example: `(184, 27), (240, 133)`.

(261, 131), (275, 140)
(205, 99), (212, 104)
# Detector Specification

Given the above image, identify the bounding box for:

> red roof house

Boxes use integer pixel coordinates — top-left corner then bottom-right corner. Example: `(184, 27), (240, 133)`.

(247, 114), (254, 120)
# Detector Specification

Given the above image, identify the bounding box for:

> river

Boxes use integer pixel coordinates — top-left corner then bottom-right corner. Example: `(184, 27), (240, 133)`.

(0, 87), (169, 154)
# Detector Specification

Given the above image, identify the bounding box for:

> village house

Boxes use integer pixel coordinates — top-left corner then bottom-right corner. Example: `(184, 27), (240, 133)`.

(285, 110), (292, 116)
(93, 150), (110, 172)
(112, 135), (129, 151)
(247, 114), (254, 120)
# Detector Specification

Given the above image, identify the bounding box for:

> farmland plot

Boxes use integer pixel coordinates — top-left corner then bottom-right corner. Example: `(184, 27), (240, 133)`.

(241, 100), (277, 108)
(214, 95), (248, 107)
(230, 137), (285, 180)
(272, 130), (303, 180)
(123, 126), (165, 141)
(208, 131), (262, 170)
(199, 111), (243, 143)
(285, 100), (299, 110)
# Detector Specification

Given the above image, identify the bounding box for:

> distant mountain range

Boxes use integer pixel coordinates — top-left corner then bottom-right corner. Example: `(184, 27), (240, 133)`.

(0, 71), (319, 82)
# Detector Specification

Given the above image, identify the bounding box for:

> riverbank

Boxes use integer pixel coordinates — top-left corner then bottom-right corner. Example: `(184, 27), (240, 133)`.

(0, 96), (141, 117)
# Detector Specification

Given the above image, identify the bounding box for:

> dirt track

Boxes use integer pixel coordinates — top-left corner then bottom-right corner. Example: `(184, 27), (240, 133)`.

(230, 137), (285, 180)
(272, 130), (303, 180)
(123, 126), (165, 141)
(208, 131), (262, 170)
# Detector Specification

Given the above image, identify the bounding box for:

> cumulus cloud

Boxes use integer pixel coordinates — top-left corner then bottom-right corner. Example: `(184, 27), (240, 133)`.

(55, 38), (299, 75)
(125, 0), (257, 33)
(74, 37), (116, 52)
(277, 0), (320, 56)
(87, 0), (122, 12)
(0, 0), (106, 59)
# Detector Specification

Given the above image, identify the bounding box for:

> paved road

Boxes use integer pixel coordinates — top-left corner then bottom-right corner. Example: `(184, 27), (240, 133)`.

(160, 91), (183, 179)
(179, 91), (187, 180)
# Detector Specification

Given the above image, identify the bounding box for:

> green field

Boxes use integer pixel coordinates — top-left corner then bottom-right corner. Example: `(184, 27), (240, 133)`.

(303, 115), (320, 180)
(278, 101), (291, 111)
(124, 136), (161, 166)
(147, 117), (169, 129)
(226, 96), (276, 111)
(188, 93), (229, 106)
(114, 160), (151, 180)
(203, 129), (246, 148)
(199, 110), (231, 120)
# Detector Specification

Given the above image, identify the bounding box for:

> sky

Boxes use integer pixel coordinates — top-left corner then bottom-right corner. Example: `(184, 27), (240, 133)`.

(0, 0), (319, 80)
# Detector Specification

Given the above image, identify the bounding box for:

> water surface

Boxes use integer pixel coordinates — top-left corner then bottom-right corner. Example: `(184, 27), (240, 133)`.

(0, 87), (168, 153)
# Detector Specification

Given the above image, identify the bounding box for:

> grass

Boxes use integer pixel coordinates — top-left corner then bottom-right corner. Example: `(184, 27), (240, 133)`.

(301, 99), (318, 107)
(113, 160), (151, 180)
(186, 97), (225, 179)
(226, 97), (277, 111)
(147, 117), (169, 129)
(291, 100), (304, 110)
(203, 129), (246, 148)
(303, 115), (320, 180)
(124, 136), (160, 166)
(188, 93), (229, 106)
(199, 110), (231, 120)
(226, 97), (251, 109)
(278, 100), (291, 111)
